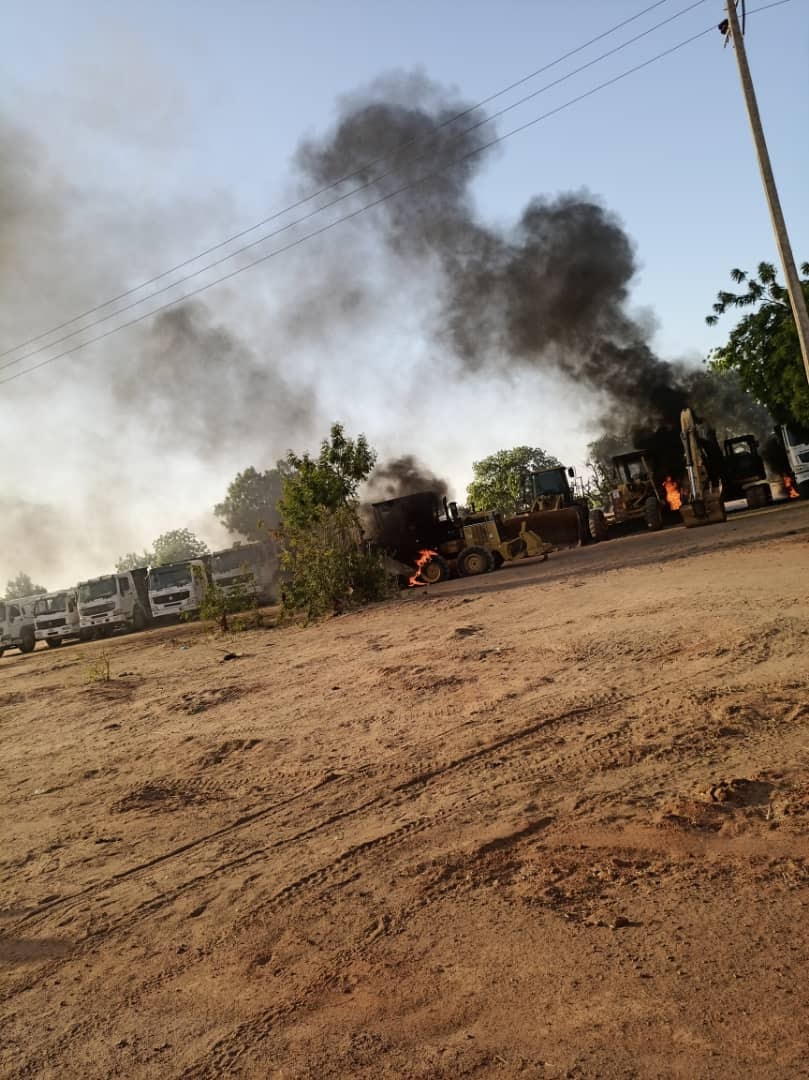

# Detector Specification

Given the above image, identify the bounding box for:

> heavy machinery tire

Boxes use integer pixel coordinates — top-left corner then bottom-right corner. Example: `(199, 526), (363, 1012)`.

(457, 546), (494, 577)
(419, 554), (451, 584)
(588, 509), (608, 542)
(644, 496), (663, 531)
(490, 551), (505, 569)
(133, 605), (146, 631)
(798, 480), (809, 501)
(0, 648), (5, 658)
(20, 628), (35, 654)
(45, 638), (62, 648)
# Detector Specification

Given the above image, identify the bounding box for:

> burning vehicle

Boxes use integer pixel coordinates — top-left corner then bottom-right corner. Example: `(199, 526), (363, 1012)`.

(371, 491), (553, 585)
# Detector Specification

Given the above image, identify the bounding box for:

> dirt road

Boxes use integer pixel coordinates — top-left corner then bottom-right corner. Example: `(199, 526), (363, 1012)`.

(2, 507), (808, 1078)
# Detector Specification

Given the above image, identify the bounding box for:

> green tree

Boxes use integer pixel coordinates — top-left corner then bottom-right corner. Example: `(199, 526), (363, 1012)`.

(706, 261), (809, 426)
(151, 528), (209, 567)
(278, 424), (391, 619)
(5, 572), (47, 600)
(215, 465), (286, 541)
(467, 446), (561, 514)
(115, 550), (154, 573)
(279, 422), (376, 528)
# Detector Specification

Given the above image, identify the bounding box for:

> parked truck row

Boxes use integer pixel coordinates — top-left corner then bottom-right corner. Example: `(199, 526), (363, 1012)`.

(0, 541), (278, 658)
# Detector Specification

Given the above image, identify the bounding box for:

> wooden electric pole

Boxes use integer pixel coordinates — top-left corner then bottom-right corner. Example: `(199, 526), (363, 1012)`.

(724, 0), (809, 387)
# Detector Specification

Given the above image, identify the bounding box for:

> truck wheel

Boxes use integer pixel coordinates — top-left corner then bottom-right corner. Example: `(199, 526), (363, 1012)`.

(20, 628), (35, 654)
(588, 509), (608, 541)
(644, 497), (663, 531)
(45, 638), (62, 648)
(458, 546), (493, 577)
(420, 554), (451, 584)
(798, 480), (809, 501)
(0, 648), (5, 658)
(133, 605), (146, 631)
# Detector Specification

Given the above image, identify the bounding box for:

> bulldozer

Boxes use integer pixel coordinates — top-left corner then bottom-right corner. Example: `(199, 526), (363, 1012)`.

(370, 491), (553, 584)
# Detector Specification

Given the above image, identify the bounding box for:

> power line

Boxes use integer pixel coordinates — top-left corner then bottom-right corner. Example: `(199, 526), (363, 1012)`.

(0, 0), (709, 373)
(0, 0), (791, 388)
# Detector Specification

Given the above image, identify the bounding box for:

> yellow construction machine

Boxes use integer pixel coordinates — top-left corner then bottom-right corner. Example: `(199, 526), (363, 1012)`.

(678, 407), (727, 528)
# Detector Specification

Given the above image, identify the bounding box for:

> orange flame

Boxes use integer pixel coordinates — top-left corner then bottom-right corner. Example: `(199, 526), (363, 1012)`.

(409, 549), (439, 587)
(663, 476), (682, 511)
(784, 475), (799, 500)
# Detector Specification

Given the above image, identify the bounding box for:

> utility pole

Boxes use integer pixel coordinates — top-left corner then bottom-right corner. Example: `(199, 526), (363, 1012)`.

(724, 0), (809, 387)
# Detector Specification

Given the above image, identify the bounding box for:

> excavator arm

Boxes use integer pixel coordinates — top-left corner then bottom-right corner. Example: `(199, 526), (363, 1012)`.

(679, 408), (727, 528)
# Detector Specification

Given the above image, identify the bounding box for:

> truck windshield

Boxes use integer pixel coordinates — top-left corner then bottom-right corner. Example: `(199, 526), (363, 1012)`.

(213, 548), (260, 573)
(150, 565), (192, 590)
(34, 593), (67, 615)
(79, 578), (117, 603)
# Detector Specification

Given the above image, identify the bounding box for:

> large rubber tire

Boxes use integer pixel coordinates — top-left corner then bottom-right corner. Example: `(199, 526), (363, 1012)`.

(20, 627), (35, 654)
(132, 605), (146, 632)
(419, 554), (451, 584)
(490, 551), (505, 570)
(45, 638), (63, 648)
(0, 648), (5, 659)
(458, 546), (494, 577)
(798, 480), (809, 501)
(588, 509), (608, 542)
(644, 496), (663, 531)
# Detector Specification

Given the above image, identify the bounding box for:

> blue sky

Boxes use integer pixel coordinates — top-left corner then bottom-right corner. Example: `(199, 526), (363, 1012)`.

(2, 0), (807, 585)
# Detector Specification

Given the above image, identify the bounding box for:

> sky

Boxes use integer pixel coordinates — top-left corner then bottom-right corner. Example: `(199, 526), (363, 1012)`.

(2, 0), (808, 589)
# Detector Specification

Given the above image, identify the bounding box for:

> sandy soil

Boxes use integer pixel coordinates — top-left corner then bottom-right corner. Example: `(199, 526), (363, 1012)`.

(2, 523), (809, 1079)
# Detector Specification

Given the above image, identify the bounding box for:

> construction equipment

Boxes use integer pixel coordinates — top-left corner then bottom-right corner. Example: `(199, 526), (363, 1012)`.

(678, 407), (727, 528)
(516, 465), (601, 546)
(608, 451), (669, 531)
(370, 491), (553, 584)
(722, 435), (772, 508)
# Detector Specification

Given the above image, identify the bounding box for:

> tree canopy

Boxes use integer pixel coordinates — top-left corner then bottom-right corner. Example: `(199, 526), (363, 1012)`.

(115, 550), (153, 573)
(467, 446), (561, 514)
(215, 465), (286, 541)
(279, 422), (376, 529)
(152, 529), (209, 567)
(4, 572), (47, 600)
(706, 261), (809, 427)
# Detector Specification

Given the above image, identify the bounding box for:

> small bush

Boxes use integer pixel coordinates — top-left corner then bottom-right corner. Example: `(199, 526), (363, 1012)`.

(280, 505), (394, 622)
(84, 650), (111, 684)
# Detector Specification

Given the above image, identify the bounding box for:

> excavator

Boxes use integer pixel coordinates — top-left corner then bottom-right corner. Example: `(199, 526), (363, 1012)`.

(678, 407), (727, 528)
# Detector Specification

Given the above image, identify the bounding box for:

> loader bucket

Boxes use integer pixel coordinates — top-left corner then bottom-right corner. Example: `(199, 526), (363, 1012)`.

(501, 507), (585, 549)
(680, 494), (727, 528)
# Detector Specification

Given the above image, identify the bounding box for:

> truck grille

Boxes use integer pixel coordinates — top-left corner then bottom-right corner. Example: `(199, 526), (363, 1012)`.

(83, 603), (114, 616)
(154, 590), (191, 605)
(798, 451), (809, 464)
(39, 618), (67, 629)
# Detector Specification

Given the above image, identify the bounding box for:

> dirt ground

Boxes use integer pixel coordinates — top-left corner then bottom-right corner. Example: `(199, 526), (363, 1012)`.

(2, 514), (809, 1079)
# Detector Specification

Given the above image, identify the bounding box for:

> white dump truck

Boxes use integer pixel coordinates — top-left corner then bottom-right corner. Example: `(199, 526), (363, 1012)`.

(77, 567), (152, 636)
(782, 423), (809, 498)
(148, 557), (210, 620)
(33, 589), (84, 647)
(0, 596), (38, 656)
(210, 542), (277, 604)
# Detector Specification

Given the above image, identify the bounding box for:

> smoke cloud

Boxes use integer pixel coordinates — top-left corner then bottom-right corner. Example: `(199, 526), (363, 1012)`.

(365, 455), (451, 503)
(296, 72), (689, 428)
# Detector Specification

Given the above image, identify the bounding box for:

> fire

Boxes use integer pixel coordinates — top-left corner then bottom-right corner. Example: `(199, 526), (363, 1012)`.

(784, 475), (799, 500)
(409, 549), (439, 587)
(663, 476), (682, 511)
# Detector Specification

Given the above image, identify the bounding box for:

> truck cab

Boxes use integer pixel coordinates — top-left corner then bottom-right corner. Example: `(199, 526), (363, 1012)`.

(78, 569), (151, 635)
(782, 423), (809, 498)
(210, 543), (277, 604)
(0, 597), (37, 656)
(33, 589), (82, 647)
(148, 558), (210, 620)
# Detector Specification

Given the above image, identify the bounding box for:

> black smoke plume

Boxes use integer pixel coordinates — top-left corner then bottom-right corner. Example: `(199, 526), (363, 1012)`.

(297, 73), (689, 428)
(365, 455), (450, 503)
